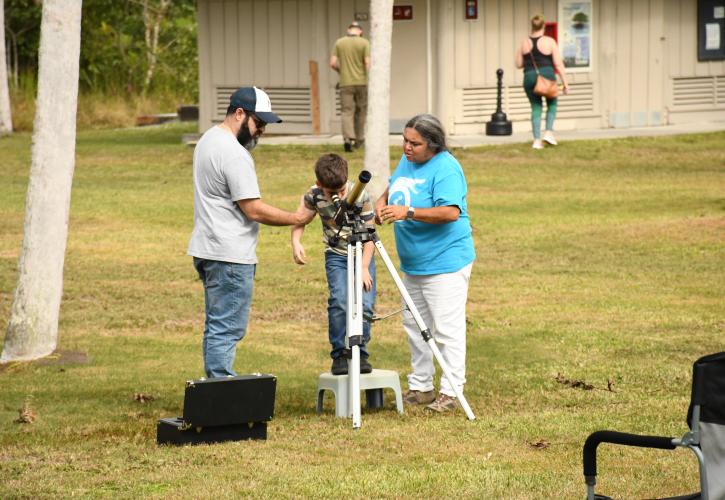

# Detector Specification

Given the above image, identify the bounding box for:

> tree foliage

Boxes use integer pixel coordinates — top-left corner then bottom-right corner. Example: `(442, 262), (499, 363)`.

(4, 0), (198, 100)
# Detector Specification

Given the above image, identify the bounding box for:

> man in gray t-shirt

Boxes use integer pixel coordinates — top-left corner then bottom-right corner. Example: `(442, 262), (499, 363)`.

(187, 86), (304, 378)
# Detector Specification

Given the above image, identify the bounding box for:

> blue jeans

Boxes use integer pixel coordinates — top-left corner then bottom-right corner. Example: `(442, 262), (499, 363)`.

(325, 252), (376, 359)
(193, 258), (255, 378)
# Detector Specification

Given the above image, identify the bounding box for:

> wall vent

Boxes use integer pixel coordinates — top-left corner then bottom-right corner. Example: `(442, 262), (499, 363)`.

(716, 76), (725, 105)
(671, 77), (720, 109)
(214, 86), (311, 123)
(458, 82), (595, 123)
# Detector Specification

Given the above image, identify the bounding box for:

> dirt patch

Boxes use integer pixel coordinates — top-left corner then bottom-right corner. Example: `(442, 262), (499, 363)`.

(38, 350), (90, 365)
(0, 350), (90, 373)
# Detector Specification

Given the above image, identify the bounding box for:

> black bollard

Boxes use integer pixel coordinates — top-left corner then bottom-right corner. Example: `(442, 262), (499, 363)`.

(486, 68), (513, 136)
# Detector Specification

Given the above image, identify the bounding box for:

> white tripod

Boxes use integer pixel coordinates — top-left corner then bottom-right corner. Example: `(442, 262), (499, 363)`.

(334, 172), (476, 429)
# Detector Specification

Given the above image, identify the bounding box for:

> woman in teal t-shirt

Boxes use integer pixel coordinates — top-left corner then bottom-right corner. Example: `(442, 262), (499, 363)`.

(375, 114), (475, 413)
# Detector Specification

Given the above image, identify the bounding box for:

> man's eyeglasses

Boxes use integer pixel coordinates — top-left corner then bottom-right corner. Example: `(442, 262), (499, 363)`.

(248, 113), (266, 129)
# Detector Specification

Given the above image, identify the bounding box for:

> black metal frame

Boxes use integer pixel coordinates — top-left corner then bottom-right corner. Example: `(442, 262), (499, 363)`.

(582, 352), (725, 500)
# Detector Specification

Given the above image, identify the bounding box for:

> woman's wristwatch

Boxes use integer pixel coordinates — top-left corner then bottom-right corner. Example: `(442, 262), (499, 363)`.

(406, 206), (415, 220)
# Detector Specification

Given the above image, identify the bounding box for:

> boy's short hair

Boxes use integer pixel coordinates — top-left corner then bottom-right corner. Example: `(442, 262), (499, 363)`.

(315, 153), (348, 189)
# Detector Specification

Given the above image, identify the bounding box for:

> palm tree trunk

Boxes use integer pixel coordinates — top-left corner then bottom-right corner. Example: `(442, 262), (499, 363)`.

(2, 0), (83, 362)
(364, 0), (394, 200)
(0, 0), (13, 134)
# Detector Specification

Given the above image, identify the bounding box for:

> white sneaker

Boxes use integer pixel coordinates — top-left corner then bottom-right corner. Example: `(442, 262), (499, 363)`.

(543, 132), (558, 146)
(532, 139), (543, 149)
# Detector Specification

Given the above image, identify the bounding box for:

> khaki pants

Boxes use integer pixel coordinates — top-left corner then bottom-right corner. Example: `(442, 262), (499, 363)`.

(339, 85), (367, 143)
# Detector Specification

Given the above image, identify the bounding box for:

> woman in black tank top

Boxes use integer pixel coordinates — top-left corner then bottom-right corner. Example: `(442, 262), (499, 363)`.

(515, 15), (570, 149)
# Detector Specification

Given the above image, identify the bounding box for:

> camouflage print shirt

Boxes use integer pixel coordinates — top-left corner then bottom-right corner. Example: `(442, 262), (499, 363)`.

(303, 180), (375, 256)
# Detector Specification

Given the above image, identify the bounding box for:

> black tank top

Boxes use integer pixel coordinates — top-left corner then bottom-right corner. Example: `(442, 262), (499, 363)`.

(523, 37), (554, 71)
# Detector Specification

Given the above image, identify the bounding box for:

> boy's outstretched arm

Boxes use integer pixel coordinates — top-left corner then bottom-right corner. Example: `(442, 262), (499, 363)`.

(361, 241), (375, 291)
(291, 195), (316, 265)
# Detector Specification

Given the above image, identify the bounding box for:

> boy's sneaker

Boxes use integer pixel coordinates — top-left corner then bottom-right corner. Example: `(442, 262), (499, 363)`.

(344, 142), (353, 152)
(331, 356), (348, 375)
(360, 357), (373, 374)
(532, 139), (544, 149)
(425, 393), (459, 413)
(403, 389), (436, 405)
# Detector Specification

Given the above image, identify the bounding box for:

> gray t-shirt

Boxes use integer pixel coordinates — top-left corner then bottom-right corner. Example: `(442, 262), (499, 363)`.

(187, 126), (261, 264)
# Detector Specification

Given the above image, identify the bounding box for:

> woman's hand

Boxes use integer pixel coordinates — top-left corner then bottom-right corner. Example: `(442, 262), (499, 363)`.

(379, 204), (408, 224)
(562, 82), (570, 95)
(374, 189), (389, 225)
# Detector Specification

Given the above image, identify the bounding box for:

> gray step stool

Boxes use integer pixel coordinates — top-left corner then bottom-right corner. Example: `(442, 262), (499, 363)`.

(316, 369), (404, 417)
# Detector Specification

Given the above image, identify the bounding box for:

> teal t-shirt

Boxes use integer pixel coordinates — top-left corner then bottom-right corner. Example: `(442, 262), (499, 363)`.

(388, 151), (475, 275)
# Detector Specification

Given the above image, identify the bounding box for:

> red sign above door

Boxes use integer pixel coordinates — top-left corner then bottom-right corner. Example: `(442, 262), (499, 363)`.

(393, 5), (413, 20)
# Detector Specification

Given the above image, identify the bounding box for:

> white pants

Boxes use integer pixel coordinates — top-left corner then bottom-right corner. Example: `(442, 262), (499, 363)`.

(402, 263), (473, 397)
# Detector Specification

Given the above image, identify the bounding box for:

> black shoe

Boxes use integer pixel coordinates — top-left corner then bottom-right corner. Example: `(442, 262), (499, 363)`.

(343, 142), (353, 153)
(331, 356), (348, 375)
(360, 357), (373, 374)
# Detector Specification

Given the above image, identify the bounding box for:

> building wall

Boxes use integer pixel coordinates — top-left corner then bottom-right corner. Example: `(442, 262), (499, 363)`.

(663, 0), (725, 123)
(198, 0), (320, 134)
(197, 0), (725, 135)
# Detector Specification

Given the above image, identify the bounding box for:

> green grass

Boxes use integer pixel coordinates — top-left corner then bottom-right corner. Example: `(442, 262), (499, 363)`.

(0, 124), (723, 498)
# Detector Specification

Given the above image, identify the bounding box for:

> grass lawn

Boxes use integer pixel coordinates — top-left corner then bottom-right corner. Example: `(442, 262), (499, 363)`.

(0, 123), (723, 498)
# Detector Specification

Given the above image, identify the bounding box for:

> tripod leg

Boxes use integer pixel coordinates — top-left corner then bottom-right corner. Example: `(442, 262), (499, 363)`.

(373, 239), (476, 421)
(346, 241), (363, 429)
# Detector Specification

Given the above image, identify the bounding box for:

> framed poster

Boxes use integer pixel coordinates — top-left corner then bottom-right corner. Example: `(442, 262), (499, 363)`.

(698, 0), (725, 60)
(558, 0), (593, 72)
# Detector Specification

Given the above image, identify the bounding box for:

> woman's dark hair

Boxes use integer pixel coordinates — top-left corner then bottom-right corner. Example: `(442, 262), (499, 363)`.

(405, 114), (448, 154)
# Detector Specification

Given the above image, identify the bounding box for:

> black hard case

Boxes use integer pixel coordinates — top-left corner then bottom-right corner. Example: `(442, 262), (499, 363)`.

(156, 417), (267, 445)
(182, 374), (276, 427)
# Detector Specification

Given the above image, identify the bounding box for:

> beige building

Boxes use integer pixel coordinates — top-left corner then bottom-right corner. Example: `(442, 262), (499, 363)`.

(196, 0), (725, 136)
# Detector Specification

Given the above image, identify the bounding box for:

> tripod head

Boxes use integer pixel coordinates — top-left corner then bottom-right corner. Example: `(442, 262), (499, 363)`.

(328, 170), (373, 249)
(331, 170), (372, 228)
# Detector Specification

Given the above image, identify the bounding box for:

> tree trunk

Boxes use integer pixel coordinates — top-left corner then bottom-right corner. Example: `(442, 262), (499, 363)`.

(364, 0), (395, 200)
(142, 0), (171, 94)
(1, 0), (83, 362)
(0, 0), (13, 134)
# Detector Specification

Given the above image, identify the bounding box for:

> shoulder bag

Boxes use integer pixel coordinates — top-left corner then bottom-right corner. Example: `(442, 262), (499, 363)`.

(528, 42), (559, 99)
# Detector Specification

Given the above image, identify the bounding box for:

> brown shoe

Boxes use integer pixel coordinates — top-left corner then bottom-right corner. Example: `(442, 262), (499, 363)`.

(425, 393), (459, 413)
(403, 389), (436, 405)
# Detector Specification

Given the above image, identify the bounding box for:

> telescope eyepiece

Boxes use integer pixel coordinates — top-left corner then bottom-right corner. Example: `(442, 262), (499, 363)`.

(330, 193), (342, 209)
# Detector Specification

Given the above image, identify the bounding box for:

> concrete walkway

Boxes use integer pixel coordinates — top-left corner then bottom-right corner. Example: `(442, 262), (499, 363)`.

(259, 119), (725, 149)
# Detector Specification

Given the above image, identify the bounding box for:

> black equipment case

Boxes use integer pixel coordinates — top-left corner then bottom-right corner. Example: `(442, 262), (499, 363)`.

(182, 374), (276, 427)
(156, 417), (267, 445)
(157, 373), (276, 446)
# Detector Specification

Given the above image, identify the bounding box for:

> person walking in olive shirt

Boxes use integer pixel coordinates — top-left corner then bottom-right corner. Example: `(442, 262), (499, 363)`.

(330, 21), (370, 152)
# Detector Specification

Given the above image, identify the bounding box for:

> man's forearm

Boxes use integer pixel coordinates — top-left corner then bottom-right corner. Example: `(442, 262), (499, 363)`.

(238, 199), (300, 226)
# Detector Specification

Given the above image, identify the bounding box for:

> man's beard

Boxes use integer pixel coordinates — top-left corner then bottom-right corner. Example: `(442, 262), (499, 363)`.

(236, 117), (259, 151)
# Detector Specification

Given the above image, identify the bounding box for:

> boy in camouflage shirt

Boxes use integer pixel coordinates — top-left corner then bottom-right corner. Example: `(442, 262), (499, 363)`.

(291, 154), (376, 375)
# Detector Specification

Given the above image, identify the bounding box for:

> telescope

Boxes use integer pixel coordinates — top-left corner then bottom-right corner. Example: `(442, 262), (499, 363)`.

(332, 170), (372, 227)
(325, 167), (477, 429)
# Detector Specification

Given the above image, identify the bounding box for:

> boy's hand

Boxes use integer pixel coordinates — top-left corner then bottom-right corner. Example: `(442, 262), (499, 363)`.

(292, 242), (307, 265)
(362, 268), (373, 291)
